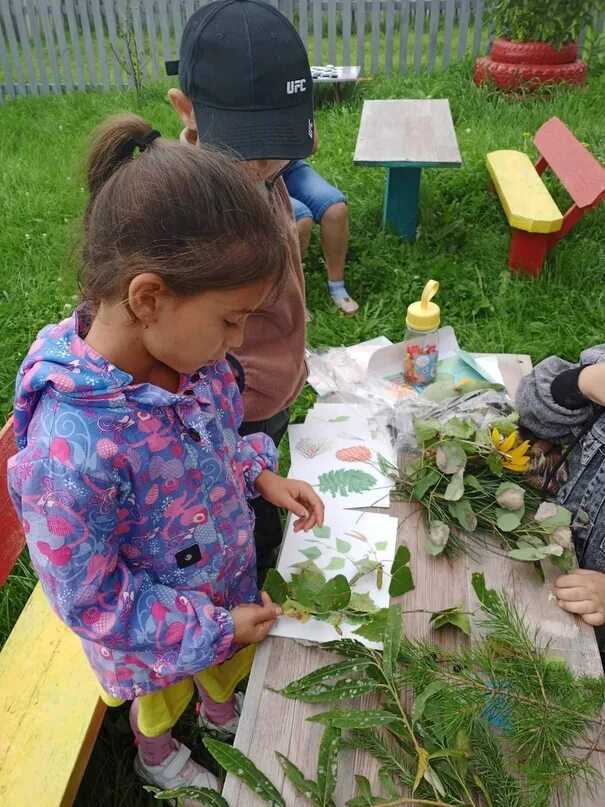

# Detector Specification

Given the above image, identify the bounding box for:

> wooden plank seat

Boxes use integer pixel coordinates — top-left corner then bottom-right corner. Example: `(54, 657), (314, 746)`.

(486, 150), (563, 234)
(487, 116), (605, 277)
(0, 419), (105, 806)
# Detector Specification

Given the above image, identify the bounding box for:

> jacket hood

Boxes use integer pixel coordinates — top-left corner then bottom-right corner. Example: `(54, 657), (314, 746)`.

(13, 306), (187, 449)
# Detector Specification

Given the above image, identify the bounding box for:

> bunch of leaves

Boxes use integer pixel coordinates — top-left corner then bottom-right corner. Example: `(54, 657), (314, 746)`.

(262, 545), (414, 640)
(486, 0), (603, 48)
(390, 413), (576, 572)
(210, 574), (605, 807)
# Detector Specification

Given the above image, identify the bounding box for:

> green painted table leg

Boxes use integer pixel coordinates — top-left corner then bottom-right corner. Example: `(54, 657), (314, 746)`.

(383, 166), (422, 241)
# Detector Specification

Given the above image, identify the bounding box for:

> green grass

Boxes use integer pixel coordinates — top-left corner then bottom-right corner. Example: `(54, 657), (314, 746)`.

(0, 60), (604, 803)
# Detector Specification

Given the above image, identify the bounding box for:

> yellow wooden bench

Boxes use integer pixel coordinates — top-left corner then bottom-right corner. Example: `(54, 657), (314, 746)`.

(487, 117), (605, 277)
(486, 150), (563, 234)
(0, 418), (105, 806)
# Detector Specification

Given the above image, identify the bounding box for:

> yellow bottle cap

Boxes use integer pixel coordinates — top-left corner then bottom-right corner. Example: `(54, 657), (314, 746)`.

(406, 280), (440, 332)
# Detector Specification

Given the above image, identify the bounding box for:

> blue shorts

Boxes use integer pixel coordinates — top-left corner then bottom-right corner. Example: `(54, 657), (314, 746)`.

(283, 160), (347, 223)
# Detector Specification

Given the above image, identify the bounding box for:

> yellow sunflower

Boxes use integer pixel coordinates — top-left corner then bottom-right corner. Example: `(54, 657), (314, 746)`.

(490, 428), (531, 473)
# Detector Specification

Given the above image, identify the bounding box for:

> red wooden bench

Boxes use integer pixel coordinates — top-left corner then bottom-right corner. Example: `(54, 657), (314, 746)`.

(0, 417), (105, 805)
(487, 117), (605, 277)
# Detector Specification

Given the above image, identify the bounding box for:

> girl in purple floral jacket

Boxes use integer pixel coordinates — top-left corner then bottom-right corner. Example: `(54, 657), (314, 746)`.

(8, 114), (324, 801)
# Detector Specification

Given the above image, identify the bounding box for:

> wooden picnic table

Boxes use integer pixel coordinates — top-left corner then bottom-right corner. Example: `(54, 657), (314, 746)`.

(222, 353), (604, 806)
(354, 99), (462, 241)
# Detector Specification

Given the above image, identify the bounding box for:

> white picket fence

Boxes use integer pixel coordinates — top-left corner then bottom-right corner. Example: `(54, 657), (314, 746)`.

(0, 1), (603, 101)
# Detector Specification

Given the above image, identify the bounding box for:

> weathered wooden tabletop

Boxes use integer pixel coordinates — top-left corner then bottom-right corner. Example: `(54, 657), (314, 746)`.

(223, 354), (604, 806)
(354, 99), (462, 168)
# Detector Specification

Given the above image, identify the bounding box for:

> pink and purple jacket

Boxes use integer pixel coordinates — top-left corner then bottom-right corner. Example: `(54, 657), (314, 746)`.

(8, 308), (277, 699)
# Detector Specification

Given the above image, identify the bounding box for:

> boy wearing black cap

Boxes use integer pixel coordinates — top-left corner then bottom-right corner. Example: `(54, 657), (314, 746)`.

(167, 1), (313, 587)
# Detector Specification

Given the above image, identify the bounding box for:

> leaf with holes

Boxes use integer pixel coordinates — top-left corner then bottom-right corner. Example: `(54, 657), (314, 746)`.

(280, 659), (374, 699)
(353, 608), (388, 642)
(316, 726), (341, 807)
(203, 739), (284, 807)
(144, 786), (229, 807)
(310, 709), (399, 729)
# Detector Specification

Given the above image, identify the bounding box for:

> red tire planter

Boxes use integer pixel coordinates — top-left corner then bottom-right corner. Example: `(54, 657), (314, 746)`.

(490, 38), (577, 65)
(475, 56), (588, 91)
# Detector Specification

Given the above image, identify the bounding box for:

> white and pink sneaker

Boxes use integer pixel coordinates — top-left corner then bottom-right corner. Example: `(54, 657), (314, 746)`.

(134, 740), (220, 806)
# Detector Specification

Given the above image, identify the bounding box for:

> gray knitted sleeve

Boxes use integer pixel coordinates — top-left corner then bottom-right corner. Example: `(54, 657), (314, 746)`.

(515, 345), (605, 442)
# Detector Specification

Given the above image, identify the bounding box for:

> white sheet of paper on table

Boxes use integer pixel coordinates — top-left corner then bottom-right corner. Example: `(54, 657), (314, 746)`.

(269, 504), (399, 648)
(287, 422), (394, 509)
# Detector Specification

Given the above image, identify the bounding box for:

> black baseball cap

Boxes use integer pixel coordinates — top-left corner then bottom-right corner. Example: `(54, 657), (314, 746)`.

(167, 0), (314, 160)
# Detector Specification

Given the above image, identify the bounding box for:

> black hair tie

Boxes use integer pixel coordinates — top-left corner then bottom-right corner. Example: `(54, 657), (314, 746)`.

(135, 129), (161, 152)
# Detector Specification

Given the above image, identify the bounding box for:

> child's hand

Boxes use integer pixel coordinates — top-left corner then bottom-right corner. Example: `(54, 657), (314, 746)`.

(231, 592), (282, 644)
(255, 470), (325, 532)
(554, 570), (605, 626)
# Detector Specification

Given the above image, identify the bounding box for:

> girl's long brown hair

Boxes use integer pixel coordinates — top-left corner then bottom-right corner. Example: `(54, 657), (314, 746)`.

(81, 114), (287, 307)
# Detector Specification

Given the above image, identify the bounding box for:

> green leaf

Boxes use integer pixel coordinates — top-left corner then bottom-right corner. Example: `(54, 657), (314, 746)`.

(436, 440), (467, 474)
(275, 753), (321, 806)
(487, 452), (504, 477)
(316, 726), (341, 807)
(464, 474), (486, 492)
(441, 417), (476, 440)
(383, 605), (402, 679)
(318, 469), (376, 497)
(491, 412), (519, 436)
(540, 505), (573, 533)
(413, 747), (430, 793)
(471, 572), (501, 613)
(413, 417), (442, 442)
(443, 469), (465, 501)
(448, 498), (477, 532)
(374, 540), (388, 551)
(313, 525), (332, 539)
(291, 677), (381, 703)
(378, 768), (401, 799)
(508, 545), (549, 561)
(315, 575), (351, 611)
(329, 415), (349, 422)
(300, 546), (322, 561)
(290, 562), (326, 607)
(348, 592), (379, 613)
(353, 608), (389, 642)
(430, 605), (472, 636)
(411, 468), (441, 500)
(324, 556), (346, 571)
(203, 739), (284, 807)
(281, 599), (312, 622)
(411, 680), (448, 724)
(309, 708), (399, 729)
(336, 538), (351, 553)
(281, 659), (373, 699)
(262, 569), (289, 605)
(495, 507), (523, 532)
(354, 774), (372, 799)
(389, 545), (415, 597)
(145, 786), (229, 807)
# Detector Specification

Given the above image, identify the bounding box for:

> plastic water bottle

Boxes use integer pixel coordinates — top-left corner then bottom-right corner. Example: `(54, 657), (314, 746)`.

(403, 280), (440, 386)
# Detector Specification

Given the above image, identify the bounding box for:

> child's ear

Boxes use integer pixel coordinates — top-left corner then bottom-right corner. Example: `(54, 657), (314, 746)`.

(168, 89), (197, 131)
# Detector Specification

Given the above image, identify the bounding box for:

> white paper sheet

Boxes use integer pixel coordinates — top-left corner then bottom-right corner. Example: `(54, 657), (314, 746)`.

(287, 422), (394, 509)
(269, 505), (399, 648)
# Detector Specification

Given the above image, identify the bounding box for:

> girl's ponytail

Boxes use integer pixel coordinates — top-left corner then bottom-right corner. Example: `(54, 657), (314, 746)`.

(86, 114), (160, 205)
